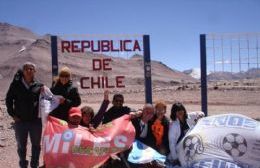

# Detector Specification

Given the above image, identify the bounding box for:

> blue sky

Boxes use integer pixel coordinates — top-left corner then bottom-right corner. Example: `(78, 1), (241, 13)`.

(0, 0), (260, 71)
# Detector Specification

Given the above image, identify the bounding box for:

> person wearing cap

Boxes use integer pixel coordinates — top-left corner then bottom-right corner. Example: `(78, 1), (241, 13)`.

(6, 62), (43, 168)
(42, 107), (82, 168)
(49, 66), (81, 122)
(68, 107), (82, 126)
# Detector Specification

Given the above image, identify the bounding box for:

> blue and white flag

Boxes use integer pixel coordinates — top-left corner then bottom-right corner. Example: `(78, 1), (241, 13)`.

(39, 86), (62, 125)
(128, 140), (166, 164)
(178, 114), (260, 168)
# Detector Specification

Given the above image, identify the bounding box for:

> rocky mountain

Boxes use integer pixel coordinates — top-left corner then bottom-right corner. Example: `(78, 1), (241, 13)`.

(183, 67), (260, 81)
(208, 68), (260, 81)
(0, 22), (198, 97)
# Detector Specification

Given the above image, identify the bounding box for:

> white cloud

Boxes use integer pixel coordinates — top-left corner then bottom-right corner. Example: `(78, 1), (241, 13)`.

(215, 60), (231, 64)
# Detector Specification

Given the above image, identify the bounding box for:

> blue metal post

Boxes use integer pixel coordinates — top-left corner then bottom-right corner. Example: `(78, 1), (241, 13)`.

(51, 36), (58, 79)
(143, 35), (153, 104)
(200, 34), (208, 116)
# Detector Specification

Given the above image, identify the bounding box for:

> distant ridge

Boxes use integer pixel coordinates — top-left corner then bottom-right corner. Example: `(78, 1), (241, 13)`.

(208, 68), (260, 80)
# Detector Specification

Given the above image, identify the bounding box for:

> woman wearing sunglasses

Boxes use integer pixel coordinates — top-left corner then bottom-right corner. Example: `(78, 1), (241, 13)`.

(49, 66), (81, 122)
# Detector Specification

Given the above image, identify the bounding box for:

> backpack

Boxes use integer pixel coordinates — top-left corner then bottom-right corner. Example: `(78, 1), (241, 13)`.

(13, 69), (23, 82)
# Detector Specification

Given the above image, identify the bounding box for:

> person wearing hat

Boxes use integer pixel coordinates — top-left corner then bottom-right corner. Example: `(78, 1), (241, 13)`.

(68, 107), (82, 126)
(6, 62), (43, 168)
(49, 66), (81, 122)
(42, 107), (82, 168)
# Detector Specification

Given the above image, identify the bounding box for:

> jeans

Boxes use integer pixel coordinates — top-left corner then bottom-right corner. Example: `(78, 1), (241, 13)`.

(14, 118), (42, 168)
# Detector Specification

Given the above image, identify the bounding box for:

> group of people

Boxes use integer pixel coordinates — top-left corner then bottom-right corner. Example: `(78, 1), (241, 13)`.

(5, 62), (204, 168)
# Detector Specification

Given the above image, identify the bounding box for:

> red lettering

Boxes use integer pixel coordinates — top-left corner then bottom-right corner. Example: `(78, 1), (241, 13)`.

(92, 59), (102, 71)
(81, 41), (90, 52)
(101, 76), (105, 88)
(103, 58), (112, 71)
(91, 77), (101, 88)
(111, 40), (119, 52)
(116, 76), (125, 88)
(61, 40), (142, 52)
(120, 40), (123, 51)
(91, 41), (100, 52)
(80, 76), (125, 89)
(80, 77), (90, 89)
(92, 58), (112, 71)
(133, 40), (141, 51)
(123, 40), (132, 51)
(61, 41), (70, 53)
(105, 77), (115, 88)
(71, 41), (81, 53)
(101, 40), (110, 52)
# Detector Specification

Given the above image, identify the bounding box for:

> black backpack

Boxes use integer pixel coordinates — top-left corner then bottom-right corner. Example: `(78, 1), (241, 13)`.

(13, 69), (23, 82)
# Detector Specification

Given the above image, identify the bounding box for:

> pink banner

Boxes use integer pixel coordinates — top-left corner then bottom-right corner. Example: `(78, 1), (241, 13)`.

(43, 115), (135, 168)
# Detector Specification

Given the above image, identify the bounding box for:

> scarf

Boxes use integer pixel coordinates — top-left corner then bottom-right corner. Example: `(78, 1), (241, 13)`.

(151, 119), (164, 147)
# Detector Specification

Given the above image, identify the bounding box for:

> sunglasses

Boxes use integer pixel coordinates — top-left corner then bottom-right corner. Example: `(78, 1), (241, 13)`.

(24, 67), (35, 71)
(60, 75), (70, 78)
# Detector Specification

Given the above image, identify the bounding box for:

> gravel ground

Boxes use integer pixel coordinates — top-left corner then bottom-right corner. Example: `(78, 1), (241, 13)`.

(0, 88), (259, 167)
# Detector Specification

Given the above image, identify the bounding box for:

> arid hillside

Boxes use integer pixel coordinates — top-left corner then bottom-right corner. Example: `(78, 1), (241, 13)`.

(0, 22), (197, 98)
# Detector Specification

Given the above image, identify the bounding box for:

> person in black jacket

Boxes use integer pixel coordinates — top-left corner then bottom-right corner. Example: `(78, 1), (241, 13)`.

(80, 90), (110, 128)
(6, 62), (43, 168)
(102, 93), (131, 124)
(128, 104), (157, 168)
(132, 104), (155, 146)
(101, 94), (139, 168)
(49, 66), (81, 122)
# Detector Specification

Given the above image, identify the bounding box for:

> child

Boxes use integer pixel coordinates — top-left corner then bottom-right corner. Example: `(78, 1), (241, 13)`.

(80, 90), (109, 128)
